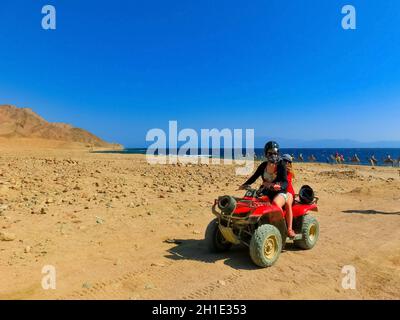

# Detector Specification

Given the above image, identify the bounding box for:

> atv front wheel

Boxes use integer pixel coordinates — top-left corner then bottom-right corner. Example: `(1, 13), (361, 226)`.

(294, 214), (319, 250)
(250, 224), (282, 267)
(205, 219), (232, 253)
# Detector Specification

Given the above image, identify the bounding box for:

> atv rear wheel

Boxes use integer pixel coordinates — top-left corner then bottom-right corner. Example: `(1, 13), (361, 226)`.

(294, 214), (319, 250)
(250, 224), (282, 267)
(205, 219), (232, 253)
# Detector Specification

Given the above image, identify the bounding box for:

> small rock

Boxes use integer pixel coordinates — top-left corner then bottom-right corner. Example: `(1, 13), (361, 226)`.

(113, 259), (121, 266)
(217, 280), (226, 286)
(82, 282), (92, 289)
(0, 231), (16, 241)
(144, 283), (155, 290)
(96, 216), (104, 224)
(151, 262), (166, 267)
(24, 246), (31, 253)
(164, 239), (182, 244)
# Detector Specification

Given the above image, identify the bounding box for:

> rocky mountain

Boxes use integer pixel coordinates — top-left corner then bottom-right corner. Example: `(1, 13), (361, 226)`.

(0, 105), (117, 147)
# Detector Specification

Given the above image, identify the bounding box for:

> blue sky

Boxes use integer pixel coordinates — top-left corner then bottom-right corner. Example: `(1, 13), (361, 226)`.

(0, 0), (399, 146)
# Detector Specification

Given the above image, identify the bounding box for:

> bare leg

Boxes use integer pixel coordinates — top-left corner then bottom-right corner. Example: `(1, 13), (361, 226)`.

(273, 194), (295, 237)
(285, 193), (295, 237)
(272, 194), (286, 209)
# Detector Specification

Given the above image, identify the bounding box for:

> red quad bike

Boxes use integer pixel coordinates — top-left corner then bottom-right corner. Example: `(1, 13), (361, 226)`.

(205, 186), (319, 268)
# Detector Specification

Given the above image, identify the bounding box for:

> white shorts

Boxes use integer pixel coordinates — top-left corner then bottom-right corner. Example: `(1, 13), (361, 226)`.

(277, 192), (288, 203)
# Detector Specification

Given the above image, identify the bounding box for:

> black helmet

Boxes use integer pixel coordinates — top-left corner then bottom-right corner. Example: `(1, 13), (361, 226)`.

(264, 141), (280, 162)
(299, 185), (315, 204)
(264, 141), (279, 156)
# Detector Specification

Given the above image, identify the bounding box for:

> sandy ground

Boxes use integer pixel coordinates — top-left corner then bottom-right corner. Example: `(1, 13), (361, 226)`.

(0, 142), (399, 300)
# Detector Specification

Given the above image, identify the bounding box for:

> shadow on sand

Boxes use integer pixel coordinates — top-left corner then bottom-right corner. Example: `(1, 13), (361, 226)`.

(164, 239), (301, 270)
(342, 209), (400, 215)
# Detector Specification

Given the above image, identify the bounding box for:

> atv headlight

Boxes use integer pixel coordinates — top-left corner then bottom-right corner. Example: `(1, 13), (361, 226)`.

(218, 196), (237, 215)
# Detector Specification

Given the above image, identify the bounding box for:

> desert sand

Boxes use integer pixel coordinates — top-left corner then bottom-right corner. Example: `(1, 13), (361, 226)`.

(0, 141), (399, 300)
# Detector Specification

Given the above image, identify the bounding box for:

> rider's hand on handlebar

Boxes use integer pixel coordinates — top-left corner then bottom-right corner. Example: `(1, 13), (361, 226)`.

(272, 184), (281, 191)
(262, 182), (273, 189)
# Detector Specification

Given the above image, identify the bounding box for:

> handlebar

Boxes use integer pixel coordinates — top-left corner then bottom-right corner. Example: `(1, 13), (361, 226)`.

(242, 185), (266, 197)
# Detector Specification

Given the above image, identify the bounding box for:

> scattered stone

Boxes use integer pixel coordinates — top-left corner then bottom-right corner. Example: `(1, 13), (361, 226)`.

(151, 262), (166, 267)
(164, 239), (182, 244)
(144, 283), (155, 290)
(82, 282), (92, 289)
(24, 246), (31, 253)
(96, 216), (104, 224)
(0, 231), (16, 241)
(218, 280), (226, 286)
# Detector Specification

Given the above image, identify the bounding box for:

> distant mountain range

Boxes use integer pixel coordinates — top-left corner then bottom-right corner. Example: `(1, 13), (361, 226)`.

(0, 105), (120, 148)
(254, 137), (400, 148)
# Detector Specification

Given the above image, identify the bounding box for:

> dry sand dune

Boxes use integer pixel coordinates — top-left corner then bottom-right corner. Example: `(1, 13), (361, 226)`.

(0, 146), (399, 300)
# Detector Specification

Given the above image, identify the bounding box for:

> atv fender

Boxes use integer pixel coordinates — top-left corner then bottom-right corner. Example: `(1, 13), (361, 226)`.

(292, 204), (318, 218)
(249, 204), (283, 222)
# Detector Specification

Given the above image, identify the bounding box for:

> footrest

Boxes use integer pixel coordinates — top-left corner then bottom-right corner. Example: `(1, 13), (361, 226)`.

(287, 234), (302, 241)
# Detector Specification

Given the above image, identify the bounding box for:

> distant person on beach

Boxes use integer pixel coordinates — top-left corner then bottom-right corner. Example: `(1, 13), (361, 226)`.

(384, 155), (394, 167)
(351, 154), (360, 164)
(308, 154), (316, 162)
(369, 154), (378, 166)
(239, 141), (290, 231)
(298, 153), (304, 162)
(334, 152), (341, 164)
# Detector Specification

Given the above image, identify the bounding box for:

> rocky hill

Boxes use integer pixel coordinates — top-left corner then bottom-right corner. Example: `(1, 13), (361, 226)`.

(0, 105), (118, 147)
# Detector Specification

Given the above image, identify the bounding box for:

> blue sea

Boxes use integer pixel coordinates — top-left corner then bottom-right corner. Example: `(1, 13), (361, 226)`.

(97, 148), (400, 167)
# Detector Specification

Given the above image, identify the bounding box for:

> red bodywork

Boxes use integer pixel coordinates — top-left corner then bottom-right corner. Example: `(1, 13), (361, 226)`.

(233, 195), (317, 219)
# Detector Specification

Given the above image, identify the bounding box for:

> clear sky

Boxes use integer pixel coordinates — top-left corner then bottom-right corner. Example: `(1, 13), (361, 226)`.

(1, 0), (399, 146)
